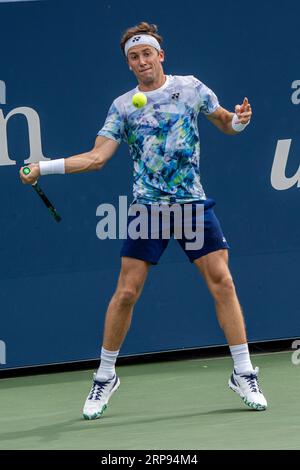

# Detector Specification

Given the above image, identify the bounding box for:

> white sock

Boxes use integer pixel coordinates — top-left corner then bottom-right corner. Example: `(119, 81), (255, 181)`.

(229, 343), (253, 374)
(95, 347), (119, 382)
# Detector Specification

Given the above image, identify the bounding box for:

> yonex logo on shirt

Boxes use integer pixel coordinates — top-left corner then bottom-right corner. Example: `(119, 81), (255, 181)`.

(172, 93), (180, 100)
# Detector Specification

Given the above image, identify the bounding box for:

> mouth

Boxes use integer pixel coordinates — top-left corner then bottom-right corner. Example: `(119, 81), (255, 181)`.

(139, 68), (152, 73)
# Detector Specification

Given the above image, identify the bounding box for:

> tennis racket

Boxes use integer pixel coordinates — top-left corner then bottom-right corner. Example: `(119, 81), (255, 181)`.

(22, 167), (62, 223)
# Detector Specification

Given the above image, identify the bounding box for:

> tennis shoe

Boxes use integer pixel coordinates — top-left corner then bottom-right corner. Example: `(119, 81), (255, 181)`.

(228, 367), (267, 411)
(83, 373), (120, 420)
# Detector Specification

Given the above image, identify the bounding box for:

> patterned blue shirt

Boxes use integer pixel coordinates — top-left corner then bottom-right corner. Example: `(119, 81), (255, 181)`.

(97, 75), (220, 203)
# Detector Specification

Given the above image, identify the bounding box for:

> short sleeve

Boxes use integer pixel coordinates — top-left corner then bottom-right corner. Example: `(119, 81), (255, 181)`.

(97, 101), (125, 143)
(191, 76), (220, 115)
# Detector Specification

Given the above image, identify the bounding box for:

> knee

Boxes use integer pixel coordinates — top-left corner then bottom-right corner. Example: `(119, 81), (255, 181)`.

(210, 275), (236, 301)
(114, 287), (140, 307)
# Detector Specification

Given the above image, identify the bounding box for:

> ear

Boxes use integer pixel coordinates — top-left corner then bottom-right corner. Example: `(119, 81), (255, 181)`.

(159, 50), (165, 63)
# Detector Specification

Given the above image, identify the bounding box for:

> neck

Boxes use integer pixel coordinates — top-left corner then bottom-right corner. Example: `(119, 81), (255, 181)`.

(138, 73), (166, 92)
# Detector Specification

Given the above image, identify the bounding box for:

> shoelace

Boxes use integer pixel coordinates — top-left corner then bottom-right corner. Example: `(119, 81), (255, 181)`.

(88, 381), (108, 401)
(241, 373), (261, 393)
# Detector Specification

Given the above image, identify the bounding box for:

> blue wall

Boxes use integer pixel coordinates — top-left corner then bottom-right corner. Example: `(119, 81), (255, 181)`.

(0, 0), (299, 369)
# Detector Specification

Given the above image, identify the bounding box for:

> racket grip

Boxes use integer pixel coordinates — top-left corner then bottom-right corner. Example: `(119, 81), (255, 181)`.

(22, 166), (62, 223)
(23, 166), (38, 186)
(22, 166), (31, 175)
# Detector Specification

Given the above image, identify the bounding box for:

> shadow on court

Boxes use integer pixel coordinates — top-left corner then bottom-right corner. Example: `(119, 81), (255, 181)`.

(0, 407), (250, 441)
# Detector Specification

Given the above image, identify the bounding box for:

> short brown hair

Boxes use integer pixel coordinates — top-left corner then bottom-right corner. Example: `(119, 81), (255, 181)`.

(120, 21), (163, 56)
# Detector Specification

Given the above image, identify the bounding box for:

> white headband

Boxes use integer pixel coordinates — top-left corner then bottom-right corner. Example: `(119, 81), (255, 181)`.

(124, 34), (161, 57)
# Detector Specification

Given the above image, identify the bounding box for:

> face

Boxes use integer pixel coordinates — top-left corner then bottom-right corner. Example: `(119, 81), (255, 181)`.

(127, 45), (165, 85)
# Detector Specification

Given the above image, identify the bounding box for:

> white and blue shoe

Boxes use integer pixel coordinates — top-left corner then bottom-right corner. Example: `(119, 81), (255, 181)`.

(228, 367), (267, 411)
(83, 374), (120, 420)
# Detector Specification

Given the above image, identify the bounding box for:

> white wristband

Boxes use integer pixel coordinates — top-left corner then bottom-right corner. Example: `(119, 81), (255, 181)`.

(231, 114), (250, 132)
(39, 159), (65, 175)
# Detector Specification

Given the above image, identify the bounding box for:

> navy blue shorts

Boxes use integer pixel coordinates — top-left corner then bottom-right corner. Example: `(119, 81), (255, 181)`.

(120, 198), (229, 264)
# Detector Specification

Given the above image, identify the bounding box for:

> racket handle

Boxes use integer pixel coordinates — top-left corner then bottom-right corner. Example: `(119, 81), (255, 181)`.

(23, 166), (38, 186)
(22, 166), (62, 223)
(22, 166), (31, 175)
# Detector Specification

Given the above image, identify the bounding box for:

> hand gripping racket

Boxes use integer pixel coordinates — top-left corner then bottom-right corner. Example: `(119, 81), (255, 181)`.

(22, 167), (62, 223)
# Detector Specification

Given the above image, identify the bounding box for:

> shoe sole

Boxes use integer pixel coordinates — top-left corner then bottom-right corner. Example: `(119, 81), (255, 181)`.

(83, 378), (120, 420)
(228, 380), (267, 411)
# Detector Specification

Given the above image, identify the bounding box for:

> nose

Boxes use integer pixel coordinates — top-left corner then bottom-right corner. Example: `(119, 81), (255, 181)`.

(138, 56), (147, 67)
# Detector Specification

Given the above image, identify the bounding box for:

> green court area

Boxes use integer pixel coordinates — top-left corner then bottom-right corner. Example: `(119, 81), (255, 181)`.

(0, 352), (299, 450)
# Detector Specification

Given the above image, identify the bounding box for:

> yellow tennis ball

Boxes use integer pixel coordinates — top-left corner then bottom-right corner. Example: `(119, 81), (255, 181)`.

(132, 92), (147, 108)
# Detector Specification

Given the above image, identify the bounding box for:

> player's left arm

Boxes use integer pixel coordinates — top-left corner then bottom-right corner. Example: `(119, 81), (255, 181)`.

(206, 97), (252, 135)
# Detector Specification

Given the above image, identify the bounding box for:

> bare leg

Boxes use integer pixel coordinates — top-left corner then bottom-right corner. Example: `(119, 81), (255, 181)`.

(82, 257), (150, 418)
(102, 257), (150, 351)
(194, 249), (247, 346)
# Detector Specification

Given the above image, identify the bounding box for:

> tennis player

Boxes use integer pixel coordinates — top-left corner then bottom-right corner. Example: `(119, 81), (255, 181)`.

(20, 21), (267, 419)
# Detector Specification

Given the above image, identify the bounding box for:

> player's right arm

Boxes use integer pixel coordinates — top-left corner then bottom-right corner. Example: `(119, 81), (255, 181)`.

(64, 136), (119, 174)
(19, 136), (119, 185)
(20, 97), (124, 185)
